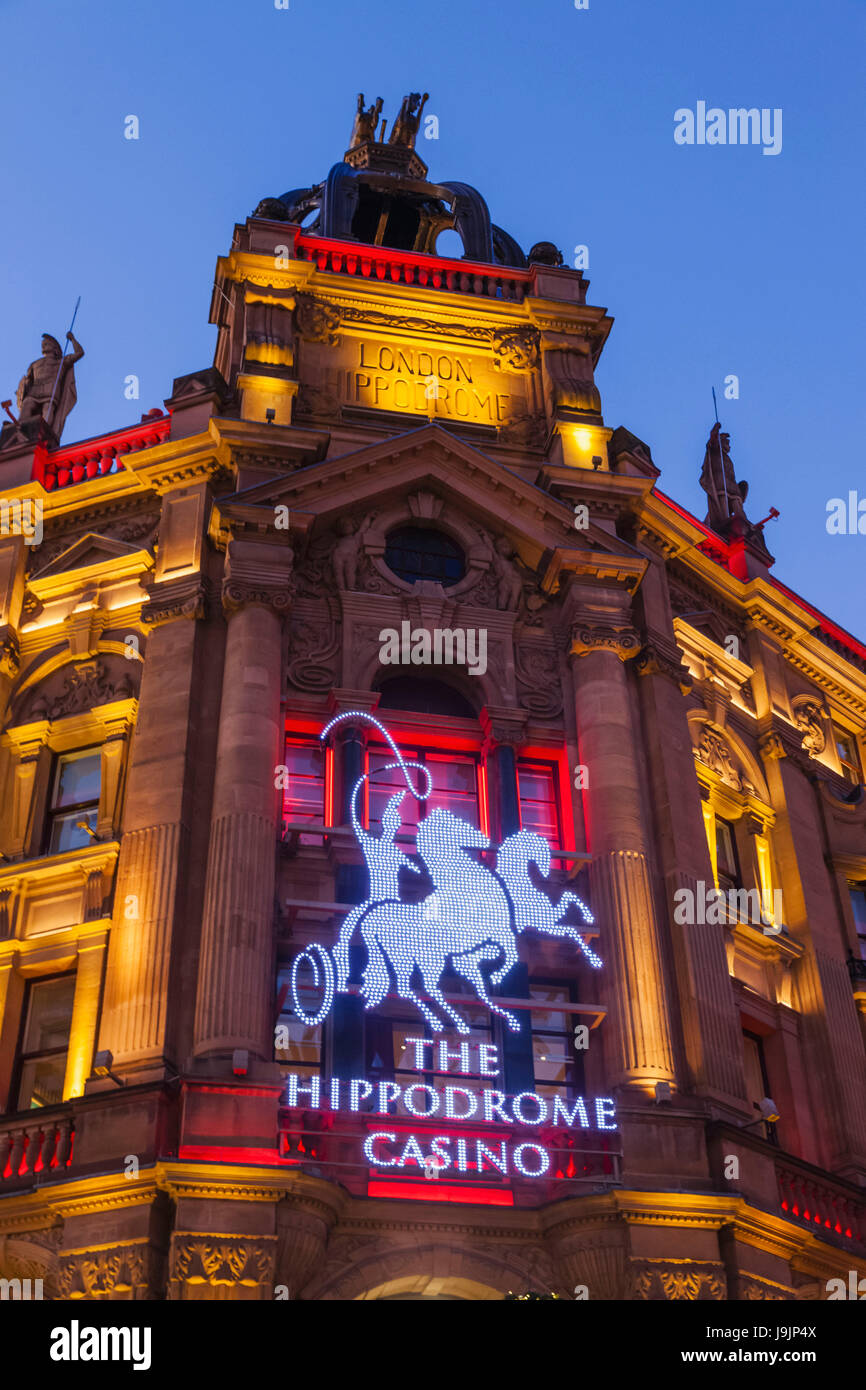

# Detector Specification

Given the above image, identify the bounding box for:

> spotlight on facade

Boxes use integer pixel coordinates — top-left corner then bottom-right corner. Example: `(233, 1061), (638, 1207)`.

(654, 1081), (673, 1105)
(92, 1050), (125, 1087)
(265, 408), (276, 424)
(741, 1096), (781, 1130)
(232, 1049), (249, 1076)
(76, 819), (100, 841)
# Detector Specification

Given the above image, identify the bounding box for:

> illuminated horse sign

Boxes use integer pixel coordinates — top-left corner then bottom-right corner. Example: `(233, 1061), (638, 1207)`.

(289, 712), (602, 1034)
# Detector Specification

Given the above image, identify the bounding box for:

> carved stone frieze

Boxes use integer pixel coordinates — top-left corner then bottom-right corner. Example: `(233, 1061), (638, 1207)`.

(738, 1275), (794, 1300)
(169, 1234), (276, 1297)
(26, 658), (136, 721)
(629, 1258), (726, 1301)
(57, 1242), (150, 1300)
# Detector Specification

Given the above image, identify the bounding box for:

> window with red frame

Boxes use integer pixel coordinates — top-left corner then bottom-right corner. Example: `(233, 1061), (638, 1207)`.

(282, 740), (326, 844)
(366, 745), (481, 832)
(517, 760), (561, 849)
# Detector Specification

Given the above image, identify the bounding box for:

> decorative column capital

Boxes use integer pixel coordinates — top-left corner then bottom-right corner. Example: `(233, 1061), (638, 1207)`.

(634, 638), (693, 693)
(480, 705), (529, 750)
(222, 535), (294, 618)
(222, 579), (293, 618)
(570, 624), (641, 662)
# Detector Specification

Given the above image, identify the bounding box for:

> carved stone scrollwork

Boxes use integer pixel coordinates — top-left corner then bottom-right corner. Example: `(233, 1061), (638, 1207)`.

(295, 293), (341, 345)
(570, 624), (641, 662)
(792, 697), (827, 756)
(169, 1234), (276, 1298)
(695, 726), (751, 792)
(286, 604), (341, 692)
(515, 644), (563, 718)
(222, 581), (293, 618)
(0, 629), (20, 680)
(629, 1259), (726, 1301)
(28, 658), (135, 720)
(491, 328), (539, 371)
(759, 731), (787, 761)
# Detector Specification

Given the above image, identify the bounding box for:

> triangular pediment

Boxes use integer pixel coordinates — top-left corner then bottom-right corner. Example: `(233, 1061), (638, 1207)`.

(220, 423), (643, 570)
(30, 533), (148, 581)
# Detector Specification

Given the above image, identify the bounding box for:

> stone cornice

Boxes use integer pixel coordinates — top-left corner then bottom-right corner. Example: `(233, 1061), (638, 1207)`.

(542, 547), (647, 595)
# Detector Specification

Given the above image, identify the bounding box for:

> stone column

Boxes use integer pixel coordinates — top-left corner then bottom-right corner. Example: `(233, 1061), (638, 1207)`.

(63, 928), (108, 1100)
(634, 633), (749, 1106)
(96, 572), (206, 1077)
(568, 597), (676, 1090)
(192, 536), (292, 1062)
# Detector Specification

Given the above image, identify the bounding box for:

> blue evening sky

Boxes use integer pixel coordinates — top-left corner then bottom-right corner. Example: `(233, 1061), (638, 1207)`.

(1, 0), (863, 636)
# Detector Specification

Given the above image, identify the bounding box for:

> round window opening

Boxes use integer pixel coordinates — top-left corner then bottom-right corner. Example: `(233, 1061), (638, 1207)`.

(384, 526), (466, 587)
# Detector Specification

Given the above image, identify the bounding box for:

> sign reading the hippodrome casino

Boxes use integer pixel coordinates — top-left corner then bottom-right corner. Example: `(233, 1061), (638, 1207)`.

(282, 712), (616, 1181)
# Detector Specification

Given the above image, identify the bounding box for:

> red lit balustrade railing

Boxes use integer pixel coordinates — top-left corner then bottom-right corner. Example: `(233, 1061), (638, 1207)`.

(0, 1109), (75, 1185)
(32, 414), (171, 493)
(777, 1160), (865, 1250)
(293, 229), (533, 302)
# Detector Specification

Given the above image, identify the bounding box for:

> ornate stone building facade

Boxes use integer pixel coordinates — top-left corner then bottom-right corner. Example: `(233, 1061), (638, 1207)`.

(0, 96), (864, 1302)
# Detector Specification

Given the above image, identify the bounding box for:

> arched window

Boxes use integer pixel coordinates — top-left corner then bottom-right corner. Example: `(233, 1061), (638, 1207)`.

(375, 675), (476, 719)
(383, 526), (466, 587)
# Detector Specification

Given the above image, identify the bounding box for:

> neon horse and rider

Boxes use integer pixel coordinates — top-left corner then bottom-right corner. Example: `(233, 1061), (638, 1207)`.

(291, 711), (602, 1035)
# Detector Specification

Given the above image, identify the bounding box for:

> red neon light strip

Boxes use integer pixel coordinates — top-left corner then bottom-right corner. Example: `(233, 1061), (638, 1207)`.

(293, 228), (534, 283)
(655, 490), (866, 662)
(368, 1180), (513, 1206)
(179, 1145), (296, 1165)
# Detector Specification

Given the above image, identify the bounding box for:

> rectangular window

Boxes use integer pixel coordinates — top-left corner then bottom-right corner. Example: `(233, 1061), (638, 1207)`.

(16, 974), (76, 1110)
(835, 730), (861, 785)
(366, 746), (480, 832)
(715, 818), (742, 892)
(275, 964), (322, 1085)
(849, 885), (866, 960)
(46, 750), (101, 854)
(530, 981), (584, 1103)
(517, 760), (562, 850)
(282, 740), (326, 845)
(742, 1029), (778, 1146)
